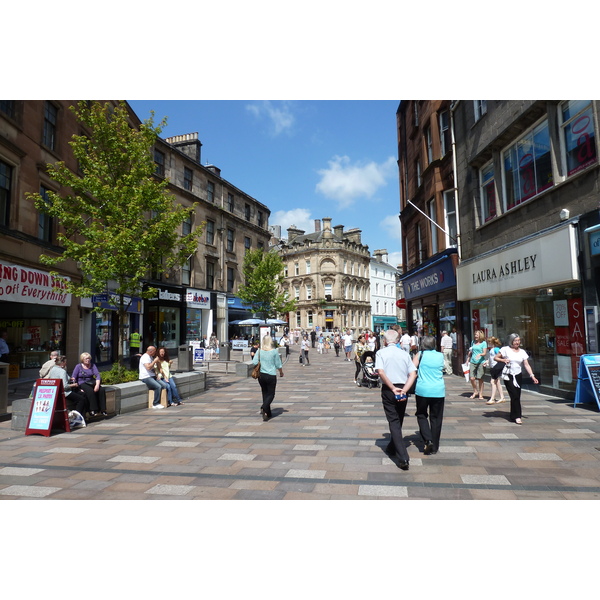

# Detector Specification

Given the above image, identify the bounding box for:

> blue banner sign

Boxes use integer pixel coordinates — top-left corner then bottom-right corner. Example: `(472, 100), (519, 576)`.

(574, 354), (600, 410)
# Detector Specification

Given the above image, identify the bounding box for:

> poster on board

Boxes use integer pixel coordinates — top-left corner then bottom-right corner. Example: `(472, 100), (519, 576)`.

(574, 354), (600, 410)
(25, 379), (70, 437)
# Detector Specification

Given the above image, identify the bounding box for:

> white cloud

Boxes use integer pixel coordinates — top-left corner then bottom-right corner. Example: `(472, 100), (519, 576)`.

(271, 208), (314, 235)
(246, 101), (295, 136)
(379, 213), (402, 242)
(387, 251), (403, 269)
(315, 155), (396, 208)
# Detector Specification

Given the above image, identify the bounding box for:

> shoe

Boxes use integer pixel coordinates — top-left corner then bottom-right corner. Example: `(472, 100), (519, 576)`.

(496, 398), (507, 403)
(515, 418), (522, 424)
(486, 399), (495, 405)
(101, 411), (108, 416)
(424, 441), (434, 455)
(398, 460), (410, 471)
(262, 411), (269, 421)
(173, 401), (183, 406)
(356, 381), (361, 387)
(90, 411), (97, 417)
(152, 404), (165, 410)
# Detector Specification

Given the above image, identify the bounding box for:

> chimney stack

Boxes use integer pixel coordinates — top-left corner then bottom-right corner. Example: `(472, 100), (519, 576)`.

(314, 219), (321, 232)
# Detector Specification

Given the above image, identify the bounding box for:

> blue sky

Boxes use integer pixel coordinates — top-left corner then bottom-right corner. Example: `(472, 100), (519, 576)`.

(128, 100), (404, 267)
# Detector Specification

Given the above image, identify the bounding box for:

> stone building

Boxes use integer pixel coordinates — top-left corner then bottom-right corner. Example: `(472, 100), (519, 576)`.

(396, 100), (460, 368)
(277, 218), (371, 332)
(369, 249), (399, 332)
(453, 100), (600, 398)
(0, 100), (270, 378)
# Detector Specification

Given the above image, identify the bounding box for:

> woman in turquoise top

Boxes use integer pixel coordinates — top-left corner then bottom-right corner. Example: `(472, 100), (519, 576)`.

(468, 330), (487, 400)
(252, 335), (284, 421)
(413, 335), (445, 455)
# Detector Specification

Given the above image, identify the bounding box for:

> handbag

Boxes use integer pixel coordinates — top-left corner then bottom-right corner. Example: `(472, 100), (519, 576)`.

(406, 351), (421, 395)
(251, 350), (261, 379)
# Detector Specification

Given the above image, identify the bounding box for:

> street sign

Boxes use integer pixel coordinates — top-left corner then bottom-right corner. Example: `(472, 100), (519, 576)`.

(25, 379), (70, 436)
(574, 354), (600, 410)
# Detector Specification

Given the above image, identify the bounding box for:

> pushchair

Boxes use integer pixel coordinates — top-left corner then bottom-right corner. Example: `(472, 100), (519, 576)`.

(357, 350), (380, 388)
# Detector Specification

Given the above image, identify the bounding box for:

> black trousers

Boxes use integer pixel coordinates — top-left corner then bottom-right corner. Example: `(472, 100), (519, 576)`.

(80, 382), (106, 412)
(301, 349), (309, 365)
(381, 383), (409, 462)
(258, 373), (277, 417)
(415, 395), (444, 450)
(67, 389), (89, 416)
(504, 373), (523, 421)
(354, 360), (362, 381)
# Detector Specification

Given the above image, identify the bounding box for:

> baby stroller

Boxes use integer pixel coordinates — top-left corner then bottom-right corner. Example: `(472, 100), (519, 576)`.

(357, 351), (380, 388)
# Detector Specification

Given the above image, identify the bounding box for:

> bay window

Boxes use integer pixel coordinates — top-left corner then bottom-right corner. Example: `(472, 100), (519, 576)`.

(560, 100), (597, 176)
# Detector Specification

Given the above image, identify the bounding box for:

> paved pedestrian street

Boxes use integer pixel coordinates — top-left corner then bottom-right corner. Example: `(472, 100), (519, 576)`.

(1, 347), (600, 500)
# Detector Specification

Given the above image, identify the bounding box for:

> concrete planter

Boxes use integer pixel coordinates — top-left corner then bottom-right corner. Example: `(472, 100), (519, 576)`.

(11, 371), (206, 431)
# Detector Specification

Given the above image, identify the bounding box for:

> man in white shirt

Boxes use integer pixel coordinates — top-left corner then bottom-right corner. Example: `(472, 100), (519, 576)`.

(375, 329), (417, 470)
(39, 350), (60, 378)
(440, 330), (454, 375)
(399, 331), (411, 353)
(342, 331), (353, 361)
(139, 346), (171, 408)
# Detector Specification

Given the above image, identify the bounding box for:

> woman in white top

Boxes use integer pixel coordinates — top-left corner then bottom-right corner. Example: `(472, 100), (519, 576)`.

(496, 333), (538, 424)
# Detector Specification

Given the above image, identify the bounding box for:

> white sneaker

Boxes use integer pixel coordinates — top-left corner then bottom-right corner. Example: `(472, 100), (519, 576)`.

(152, 404), (165, 409)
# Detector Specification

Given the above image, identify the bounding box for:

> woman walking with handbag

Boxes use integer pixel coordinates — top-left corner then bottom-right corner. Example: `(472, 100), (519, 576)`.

(252, 335), (284, 421)
(496, 333), (538, 424)
(486, 336), (506, 404)
(412, 336), (445, 455)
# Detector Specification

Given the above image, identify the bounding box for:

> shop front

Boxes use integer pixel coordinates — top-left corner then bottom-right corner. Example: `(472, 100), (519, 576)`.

(0, 260), (72, 378)
(457, 222), (582, 396)
(144, 284), (185, 351)
(90, 293), (143, 363)
(372, 315), (397, 332)
(185, 288), (212, 345)
(400, 249), (460, 367)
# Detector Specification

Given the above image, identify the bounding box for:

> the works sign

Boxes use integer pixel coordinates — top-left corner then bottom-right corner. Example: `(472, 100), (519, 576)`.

(402, 255), (456, 301)
(457, 224), (579, 301)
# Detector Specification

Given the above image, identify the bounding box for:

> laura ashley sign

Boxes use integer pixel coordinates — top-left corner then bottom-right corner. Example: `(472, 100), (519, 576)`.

(457, 224), (579, 301)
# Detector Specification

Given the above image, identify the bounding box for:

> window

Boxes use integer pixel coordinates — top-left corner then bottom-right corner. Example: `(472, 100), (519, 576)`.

(258, 241), (264, 250)
(38, 186), (53, 243)
(182, 256), (192, 286)
(305, 260), (311, 274)
(284, 265), (288, 277)
(425, 125), (433, 164)
(560, 100), (597, 176)
(296, 311), (301, 327)
(206, 261), (214, 289)
(306, 285), (312, 300)
(0, 159), (12, 227)
(244, 236), (251, 252)
(480, 163), (497, 223)
(503, 119), (553, 209)
(245, 203), (251, 220)
(182, 215), (191, 236)
(344, 260), (348, 274)
(207, 181), (214, 203)
(257, 210), (264, 227)
(226, 228), (234, 252)
(294, 263), (299, 276)
(375, 282), (379, 294)
(206, 219), (215, 245)
(294, 286), (300, 299)
(0, 101), (16, 120)
(439, 110), (451, 156)
(227, 193), (234, 212)
(227, 267), (234, 293)
(154, 149), (165, 177)
(324, 282), (332, 301)
(474, 101), (487, 121)
(42, 102), (57, 150)
(308, 311), (313, 326)
(428, 198), (438, 254)
(443, 190), (457, 247)
(183, 167), (193, 191)
(416, 159), (422, 187)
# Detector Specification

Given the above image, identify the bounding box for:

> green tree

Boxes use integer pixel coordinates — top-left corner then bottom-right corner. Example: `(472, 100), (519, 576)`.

(237, 248), (297, 320)
(28, 100), (202, 365)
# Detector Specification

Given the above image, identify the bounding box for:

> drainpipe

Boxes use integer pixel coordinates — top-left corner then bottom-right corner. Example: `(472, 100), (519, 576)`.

(449, 101), (462, 261)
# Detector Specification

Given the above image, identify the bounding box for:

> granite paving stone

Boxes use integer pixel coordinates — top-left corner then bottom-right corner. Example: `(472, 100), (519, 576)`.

(2, 345), (600, 500)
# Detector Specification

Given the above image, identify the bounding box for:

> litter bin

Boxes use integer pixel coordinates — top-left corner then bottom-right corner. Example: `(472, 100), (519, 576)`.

(220, 342), (230, 361)
(178, 344), (193, 371)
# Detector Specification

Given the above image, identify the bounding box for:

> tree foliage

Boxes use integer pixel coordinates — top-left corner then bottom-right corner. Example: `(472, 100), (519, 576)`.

(237, 248), (297, 319)
(27, 100), (203, 362)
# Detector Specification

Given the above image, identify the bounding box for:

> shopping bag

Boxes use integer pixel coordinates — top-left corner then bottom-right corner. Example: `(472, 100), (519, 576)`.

(461, 361), (470, 383)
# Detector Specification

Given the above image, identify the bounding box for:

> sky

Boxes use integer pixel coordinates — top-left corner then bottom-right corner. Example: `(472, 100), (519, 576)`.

(128, 100), (404, 267)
